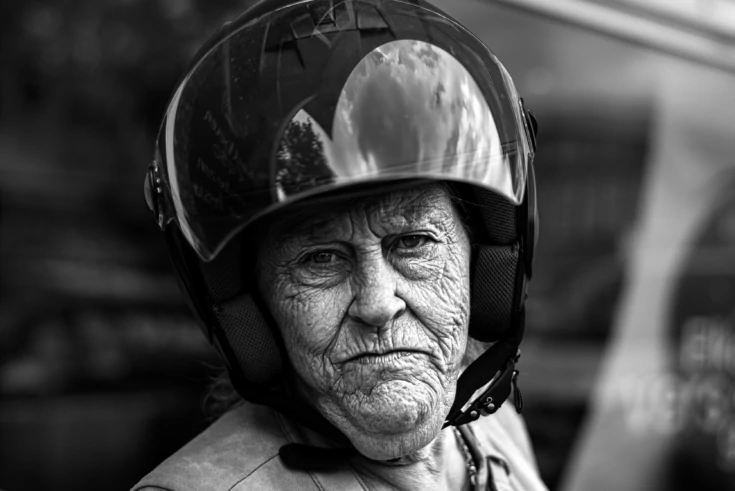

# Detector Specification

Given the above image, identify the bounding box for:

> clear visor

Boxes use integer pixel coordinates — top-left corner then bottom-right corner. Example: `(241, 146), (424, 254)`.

(157, 1), (534, 261)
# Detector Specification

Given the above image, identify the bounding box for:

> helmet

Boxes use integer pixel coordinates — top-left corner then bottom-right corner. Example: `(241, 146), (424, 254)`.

(145, 0), (538, 462)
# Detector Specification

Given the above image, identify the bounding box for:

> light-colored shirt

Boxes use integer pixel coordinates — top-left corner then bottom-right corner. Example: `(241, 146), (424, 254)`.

(131, 401), (548, 490)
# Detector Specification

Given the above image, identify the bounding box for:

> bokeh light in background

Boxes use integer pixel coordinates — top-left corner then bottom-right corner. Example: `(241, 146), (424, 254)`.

(1, 1), (734, 490)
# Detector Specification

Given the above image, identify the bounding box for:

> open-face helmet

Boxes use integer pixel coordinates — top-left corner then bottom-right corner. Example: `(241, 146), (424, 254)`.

(145, 0), (539, 463)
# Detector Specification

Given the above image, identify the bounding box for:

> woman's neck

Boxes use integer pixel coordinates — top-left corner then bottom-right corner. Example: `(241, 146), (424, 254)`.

(350, 428), (469, 491)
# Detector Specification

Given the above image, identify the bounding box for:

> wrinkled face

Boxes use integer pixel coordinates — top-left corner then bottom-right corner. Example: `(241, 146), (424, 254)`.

(256, 183), (472, 460)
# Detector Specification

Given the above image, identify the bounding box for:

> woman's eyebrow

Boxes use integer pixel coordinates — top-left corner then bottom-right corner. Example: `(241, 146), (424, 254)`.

(374, 206), (454, 231)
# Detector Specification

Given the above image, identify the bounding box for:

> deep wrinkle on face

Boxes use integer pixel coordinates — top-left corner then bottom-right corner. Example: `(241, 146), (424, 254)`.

(256, 183), (472, 460)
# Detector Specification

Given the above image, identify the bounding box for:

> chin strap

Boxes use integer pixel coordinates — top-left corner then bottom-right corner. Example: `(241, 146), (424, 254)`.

(278, 443), (357, 470)
(443, 344), (522, 427)
(444, 309), (526, 428)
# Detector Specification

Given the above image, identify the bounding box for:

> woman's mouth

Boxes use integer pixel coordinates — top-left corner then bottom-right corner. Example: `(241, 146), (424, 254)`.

(350, 350), (424, 365)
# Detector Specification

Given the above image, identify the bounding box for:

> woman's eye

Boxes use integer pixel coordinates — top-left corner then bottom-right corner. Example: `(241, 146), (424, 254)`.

(395, 235), (428, 249)
(309, 251), (337, 264)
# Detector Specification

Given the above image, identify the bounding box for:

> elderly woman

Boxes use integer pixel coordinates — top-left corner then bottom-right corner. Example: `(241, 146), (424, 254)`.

(135, 0), (547, 489)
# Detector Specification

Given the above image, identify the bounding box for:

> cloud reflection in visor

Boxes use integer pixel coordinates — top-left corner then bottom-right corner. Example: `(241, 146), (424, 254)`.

(275, 40), (514, 203)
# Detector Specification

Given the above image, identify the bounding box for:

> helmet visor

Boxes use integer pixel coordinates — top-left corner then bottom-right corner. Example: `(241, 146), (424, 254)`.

(156, 0), (534, 261)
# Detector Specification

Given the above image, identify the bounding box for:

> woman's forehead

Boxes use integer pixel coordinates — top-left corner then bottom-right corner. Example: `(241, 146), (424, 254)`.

(266, 183), (455, 239)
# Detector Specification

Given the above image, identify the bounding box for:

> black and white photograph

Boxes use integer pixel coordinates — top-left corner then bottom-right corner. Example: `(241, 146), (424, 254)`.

(1, 1), (734, 490)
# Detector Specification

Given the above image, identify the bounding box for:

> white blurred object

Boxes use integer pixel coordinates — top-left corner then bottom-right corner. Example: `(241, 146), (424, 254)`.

(491, 0), (735, 73)
(611, 0), (735, 38)
(560, 55), (735, 491)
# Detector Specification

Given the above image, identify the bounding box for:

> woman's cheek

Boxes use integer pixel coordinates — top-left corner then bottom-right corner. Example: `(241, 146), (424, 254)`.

(411, 247), (470, 363)
(277, 286), (348, 383)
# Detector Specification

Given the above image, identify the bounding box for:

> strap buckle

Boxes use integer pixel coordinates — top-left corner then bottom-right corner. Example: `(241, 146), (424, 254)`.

(448, 350), (521, 426)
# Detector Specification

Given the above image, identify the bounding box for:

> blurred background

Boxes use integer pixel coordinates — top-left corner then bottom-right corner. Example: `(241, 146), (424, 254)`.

(0, 0), (733, 490)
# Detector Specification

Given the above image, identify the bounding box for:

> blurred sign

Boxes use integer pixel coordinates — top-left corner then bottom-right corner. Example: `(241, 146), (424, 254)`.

(671, 191), (735, 477)
(559, 48), (735, 491)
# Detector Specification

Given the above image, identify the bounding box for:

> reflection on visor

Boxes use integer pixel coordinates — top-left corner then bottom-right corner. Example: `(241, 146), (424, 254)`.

(160, 12), (533, 263)
(274, 40), (515, 203)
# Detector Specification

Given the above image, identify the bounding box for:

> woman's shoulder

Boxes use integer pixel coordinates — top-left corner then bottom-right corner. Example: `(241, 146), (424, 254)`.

(473, 402), (536, 462)
(130, 402), (320, 491)
(468, 403), (549, 491)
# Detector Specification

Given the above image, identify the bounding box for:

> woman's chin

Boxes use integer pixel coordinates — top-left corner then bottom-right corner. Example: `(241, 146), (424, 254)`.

(351, 381), (433, 428)
(335, 381), (447, 459)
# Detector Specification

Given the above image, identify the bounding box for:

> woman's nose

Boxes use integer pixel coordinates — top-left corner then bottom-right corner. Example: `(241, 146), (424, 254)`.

(348, 258), (406, 328)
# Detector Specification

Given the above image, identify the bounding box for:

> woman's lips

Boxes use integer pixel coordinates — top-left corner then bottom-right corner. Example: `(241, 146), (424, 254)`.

(348, 350), (425, 365)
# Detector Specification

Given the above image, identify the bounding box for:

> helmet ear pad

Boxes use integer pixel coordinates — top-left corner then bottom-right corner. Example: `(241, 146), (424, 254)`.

(215, 293), (284, 386)
(469, 244), (519, 342)
(455, 186), (521, 343)
(196, 236), (285, 387)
